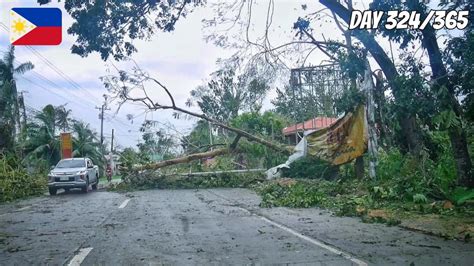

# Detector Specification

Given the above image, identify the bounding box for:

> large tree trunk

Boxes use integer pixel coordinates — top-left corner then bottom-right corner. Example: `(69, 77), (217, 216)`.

(319, 0), (423, 155)
(419, 21), (473, 187)
(133, 147), (237, 171)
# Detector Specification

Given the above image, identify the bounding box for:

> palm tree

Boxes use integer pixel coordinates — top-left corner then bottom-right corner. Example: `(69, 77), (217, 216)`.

(24, 105), (61, 168)
(0, 46), (34, 152)
(56, 105), (72, 132)
(24, 106), (103, 170)
(72, 121), (102, 166)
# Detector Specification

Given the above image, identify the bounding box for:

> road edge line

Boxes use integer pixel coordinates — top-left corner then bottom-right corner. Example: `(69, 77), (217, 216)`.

(118, 198), (131, 209)
(67, 247), (93, 266)
(258, 215), (368, 266)
(204, 190), (368, 266)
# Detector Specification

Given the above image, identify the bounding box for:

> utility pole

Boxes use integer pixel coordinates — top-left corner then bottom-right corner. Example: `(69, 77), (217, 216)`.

(19, 91), (27, 136)
(364, 60), (378, 179)
(95, 101), (110, 151)
(111, 129), (114, 153)
(208, 121), (213, 150)
(109, 129), (114, 175)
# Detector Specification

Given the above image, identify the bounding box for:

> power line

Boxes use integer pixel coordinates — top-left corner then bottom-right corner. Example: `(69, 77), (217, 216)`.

(1, 23), (146, 146)
(28, 68), (97, 107)
(0, 22), (100, 103)
(18, 75), (99, 113)
(25, 46), (100, 100)
(0, 45), (97, 109)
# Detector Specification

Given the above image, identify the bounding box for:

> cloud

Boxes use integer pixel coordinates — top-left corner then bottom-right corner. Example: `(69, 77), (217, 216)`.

(0, 0), (351, 149)
(0, 1), (233, 148)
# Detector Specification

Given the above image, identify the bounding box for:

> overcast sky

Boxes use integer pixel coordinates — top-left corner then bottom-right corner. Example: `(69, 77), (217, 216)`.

(1, 0), (445, 150)
(0, 0), (324, 149)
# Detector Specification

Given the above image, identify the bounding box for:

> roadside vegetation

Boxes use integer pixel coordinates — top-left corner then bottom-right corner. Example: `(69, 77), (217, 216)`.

(0, 155), (45, 202)
(0, 46), (104, 203)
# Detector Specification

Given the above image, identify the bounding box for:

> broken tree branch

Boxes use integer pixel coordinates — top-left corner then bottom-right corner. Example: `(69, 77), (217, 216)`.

(133, 147), (239, 171)
(103, 61), (292, 156)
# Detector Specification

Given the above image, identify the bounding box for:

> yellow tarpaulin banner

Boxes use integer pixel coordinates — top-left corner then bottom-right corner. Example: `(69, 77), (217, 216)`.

(60, 132), (72, 159)
(306, 105), (368, 165)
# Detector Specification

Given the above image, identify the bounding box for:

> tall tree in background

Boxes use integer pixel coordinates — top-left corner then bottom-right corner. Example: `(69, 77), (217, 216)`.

(72, 121), (102, 165)
(24, 105), (61, 166)
(344, 0), (473, 186)
(25, 105), (102, 168)
(56, 105), (73, 132)
(189, 68), (270, 123)
(0, 46), (34, 152)
(137, 120), (176, 161)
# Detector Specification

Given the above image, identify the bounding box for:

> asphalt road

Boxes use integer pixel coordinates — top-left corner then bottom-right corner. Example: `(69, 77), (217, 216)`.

(0, 188), (473, 265)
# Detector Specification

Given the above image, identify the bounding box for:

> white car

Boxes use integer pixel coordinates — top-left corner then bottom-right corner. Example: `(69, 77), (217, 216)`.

(47, 158), (99, 195)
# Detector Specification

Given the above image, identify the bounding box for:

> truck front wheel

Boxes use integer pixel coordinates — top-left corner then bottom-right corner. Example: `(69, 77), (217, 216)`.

(92, 175), (98, 190)
(82, 178), (89, 193)
(49, 187), (57, 196)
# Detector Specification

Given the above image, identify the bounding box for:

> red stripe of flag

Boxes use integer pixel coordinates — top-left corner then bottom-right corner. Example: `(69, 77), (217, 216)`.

(13, 27), (62, 45)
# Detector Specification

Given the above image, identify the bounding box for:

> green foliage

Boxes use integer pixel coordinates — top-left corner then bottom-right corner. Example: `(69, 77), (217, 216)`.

(116, 172), (264, 191)
(280, 156), (338, 180)
(119, 148), (141, 170)
(254, 176), (473, 232)
(450, 187), (474, 205)
(38, 0), (203, 61)
(272, 85), (320, 122)
(333, 85), (365, 115)
(72, 121), (103, 171)
(376, 148), (457, 201)
(257, 182), (327, 208)
(24, 105), (62, 167)
(413, 193), (428, 204)
(231, 111), (288, 141)
(0, 46), (34, 152)
(445, 31), (474, 122)
(230, 111), (289, 168)
(24, 105), (102, 170)
(0, 154), (46, 203)
(181, 120), (213, 154)
(393, 54), (438, 121)
(190, 69), (270, 122)
(254, 179), (368, 215)
(137, 121), (176, 162)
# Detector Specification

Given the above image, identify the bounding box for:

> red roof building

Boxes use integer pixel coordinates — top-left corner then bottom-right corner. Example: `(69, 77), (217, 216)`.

(283, 117), (337, 144)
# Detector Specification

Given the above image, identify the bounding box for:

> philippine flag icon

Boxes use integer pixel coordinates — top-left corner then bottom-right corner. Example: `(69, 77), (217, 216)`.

(10, 8), (62, 45)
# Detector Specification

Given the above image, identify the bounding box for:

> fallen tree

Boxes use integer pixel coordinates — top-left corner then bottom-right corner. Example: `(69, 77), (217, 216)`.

(103, 62), (290, 172)
(133, 147), (237, 171)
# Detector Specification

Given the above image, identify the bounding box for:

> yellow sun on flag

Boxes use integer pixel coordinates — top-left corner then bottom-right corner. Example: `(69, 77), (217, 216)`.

(12, 18), (28, 34)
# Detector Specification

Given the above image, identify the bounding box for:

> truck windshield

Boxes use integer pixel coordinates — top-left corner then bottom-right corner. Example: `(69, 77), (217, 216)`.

(55, 160), (85, 168)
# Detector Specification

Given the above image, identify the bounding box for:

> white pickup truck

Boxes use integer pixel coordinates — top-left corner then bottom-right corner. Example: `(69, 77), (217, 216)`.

(47, 157), (99, 195)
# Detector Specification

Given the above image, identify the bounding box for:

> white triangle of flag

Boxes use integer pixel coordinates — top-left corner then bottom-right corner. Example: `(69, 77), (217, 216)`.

(10, 10), (37, 44)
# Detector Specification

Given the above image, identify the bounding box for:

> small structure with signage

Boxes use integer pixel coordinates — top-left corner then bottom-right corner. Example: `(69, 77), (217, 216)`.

(60, 133), (72, 159)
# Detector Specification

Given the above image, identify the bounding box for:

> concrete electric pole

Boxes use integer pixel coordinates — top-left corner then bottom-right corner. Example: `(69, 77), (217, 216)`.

(111, 128), (114, 152)
(95, 101), (110, 150)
